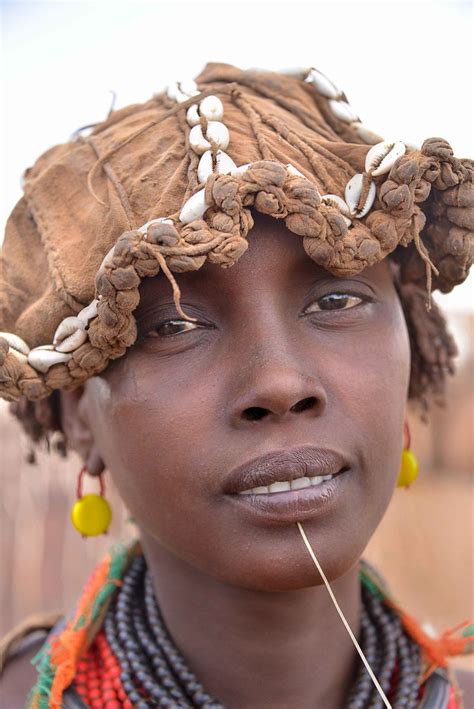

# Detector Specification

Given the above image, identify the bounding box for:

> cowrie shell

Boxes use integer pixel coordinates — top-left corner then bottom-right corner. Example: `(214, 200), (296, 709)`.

(278, 67), (308, 78)
(344, 175), (377, 218)
(365, 141), (406, 177)
(352, 122), (384, 145)
(328, 99), (359, 123)
(28, 347), (72, 373)
(55, 330), (87, 353)
(77, 299), (99, 326)
(168, 80), (199, 103)
(186, 104), (200, 127)
(206, 121), (230, 151)
(0, 332), (30, 356)
(197, 151), (213, 183)
(305, 68), (340, 99)
(190, 122), (230, 155)
(199, 95), (224, 121)
(138, 218), (173, 235)
(166, 83), (181, 101)
(231, 163), (251, 177)
(175, 90), (199, 104)
(53, 316), (87, 353)
(286, 163), (306, 178)
(53, 317), (84, 344)
(197, 150), (237, 183)
(321, 194), (352, 226)
(179, 188), (208, 224)
(178, 79), (198, 96)
(189, 125), (211, 155)
(215, 150), (237, 175)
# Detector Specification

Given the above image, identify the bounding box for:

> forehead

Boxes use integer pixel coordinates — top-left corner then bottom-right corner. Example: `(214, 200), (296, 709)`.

(136, 213), (392, 309)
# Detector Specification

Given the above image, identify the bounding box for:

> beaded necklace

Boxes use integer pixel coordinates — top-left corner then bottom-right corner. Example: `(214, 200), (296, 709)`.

(27, 541), (473, 708)
(76, 555), (423, 708)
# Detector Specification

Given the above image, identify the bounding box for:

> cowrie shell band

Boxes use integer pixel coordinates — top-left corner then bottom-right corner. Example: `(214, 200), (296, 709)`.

(303, 67), (410, 221)
(302, 67), (416, 153)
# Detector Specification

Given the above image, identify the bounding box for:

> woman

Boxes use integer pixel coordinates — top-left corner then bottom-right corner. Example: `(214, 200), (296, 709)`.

(0, 62), (472, 708)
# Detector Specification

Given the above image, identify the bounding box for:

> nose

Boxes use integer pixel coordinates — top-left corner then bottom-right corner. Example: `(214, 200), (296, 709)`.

(230, 348), (328, 425)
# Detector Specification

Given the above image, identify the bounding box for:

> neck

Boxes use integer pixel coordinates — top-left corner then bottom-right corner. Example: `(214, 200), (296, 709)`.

(140, 531), (362, 709)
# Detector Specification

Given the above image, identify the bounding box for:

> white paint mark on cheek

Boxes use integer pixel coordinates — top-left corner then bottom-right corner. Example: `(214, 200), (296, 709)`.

(86, 372), (140, 472)
(88, 375), (112, 403)
(85, 375), (113, 431)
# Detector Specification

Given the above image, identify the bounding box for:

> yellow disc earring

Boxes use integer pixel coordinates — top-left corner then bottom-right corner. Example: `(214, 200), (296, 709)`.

(397, 421), (419, 488)
(71, 465), (112, 537)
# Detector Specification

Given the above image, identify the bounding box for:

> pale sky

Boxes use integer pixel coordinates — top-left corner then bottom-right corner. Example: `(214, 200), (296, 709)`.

(1, 0), (473, 316)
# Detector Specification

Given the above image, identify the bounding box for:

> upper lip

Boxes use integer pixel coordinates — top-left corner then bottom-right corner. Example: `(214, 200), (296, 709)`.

(224, 446), (349, 494)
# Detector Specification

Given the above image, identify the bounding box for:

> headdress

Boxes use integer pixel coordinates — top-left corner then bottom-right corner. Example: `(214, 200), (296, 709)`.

(1, 62), (472, 411)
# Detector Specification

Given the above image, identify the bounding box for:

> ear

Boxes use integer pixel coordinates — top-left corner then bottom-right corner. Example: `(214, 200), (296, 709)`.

(60, 386), (105, 476)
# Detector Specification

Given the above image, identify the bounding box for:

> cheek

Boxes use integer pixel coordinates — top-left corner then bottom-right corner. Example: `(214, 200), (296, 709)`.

(331, 302), (411, 502)
(85, 353), (222, 549)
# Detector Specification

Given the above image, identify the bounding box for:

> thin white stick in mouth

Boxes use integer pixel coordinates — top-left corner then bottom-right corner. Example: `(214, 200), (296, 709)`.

(296, 521), (392, 709)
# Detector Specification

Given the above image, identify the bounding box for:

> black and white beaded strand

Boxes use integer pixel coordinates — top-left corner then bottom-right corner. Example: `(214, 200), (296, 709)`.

(104, 555), (222, 708)
(297, 522), (422, 709)
(103, 551), (422, 708)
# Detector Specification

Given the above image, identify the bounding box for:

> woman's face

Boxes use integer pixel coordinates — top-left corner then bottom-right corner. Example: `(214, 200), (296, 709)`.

(78, 213), (411, 591)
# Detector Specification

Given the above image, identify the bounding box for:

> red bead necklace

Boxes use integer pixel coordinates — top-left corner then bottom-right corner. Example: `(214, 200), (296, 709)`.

(74, 631), (133, 709)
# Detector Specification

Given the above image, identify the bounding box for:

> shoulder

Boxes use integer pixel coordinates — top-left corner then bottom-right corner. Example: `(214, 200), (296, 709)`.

(0, 611), (64, 706)
(0, 631), (48, 705)
(453, 666), (474, 707)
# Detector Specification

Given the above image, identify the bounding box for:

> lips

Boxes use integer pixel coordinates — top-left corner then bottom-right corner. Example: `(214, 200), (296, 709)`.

(223, 446), (349, 496)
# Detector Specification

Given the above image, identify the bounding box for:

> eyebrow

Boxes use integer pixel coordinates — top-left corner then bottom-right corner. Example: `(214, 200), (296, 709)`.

(138, 258), (316, 303)
(136, 265), (381, 320)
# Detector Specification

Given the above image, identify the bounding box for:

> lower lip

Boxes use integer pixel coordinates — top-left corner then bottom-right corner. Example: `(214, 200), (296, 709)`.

(226, 470), (349, 525)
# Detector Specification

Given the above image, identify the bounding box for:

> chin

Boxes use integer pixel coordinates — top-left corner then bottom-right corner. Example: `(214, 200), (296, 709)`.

(204, 543), (365, 593)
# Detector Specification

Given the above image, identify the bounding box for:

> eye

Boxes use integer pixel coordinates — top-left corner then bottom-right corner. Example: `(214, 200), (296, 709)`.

(147, 319), (202, 338)
(305, 293), (365, 313)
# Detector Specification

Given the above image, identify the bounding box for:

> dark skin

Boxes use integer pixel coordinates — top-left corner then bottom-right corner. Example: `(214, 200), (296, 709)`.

(55, 213), (412, 708)
(2, 214), (472, 706)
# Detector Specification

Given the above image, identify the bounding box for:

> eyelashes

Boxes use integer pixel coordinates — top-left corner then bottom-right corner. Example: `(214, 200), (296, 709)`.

(303, 292), (366, 313)
(141, 290), (374, 342)
(147, 320), (205, 338)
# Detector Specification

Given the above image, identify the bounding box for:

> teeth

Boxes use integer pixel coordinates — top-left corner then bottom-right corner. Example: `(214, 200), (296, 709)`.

(252, 486), (269, 495)
(291, 477), (311, 490)
(238, 473), (334, 495)
(268, 481), (291, 493)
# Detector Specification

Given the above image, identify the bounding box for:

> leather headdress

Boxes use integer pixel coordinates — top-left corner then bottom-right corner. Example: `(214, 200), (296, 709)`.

(1, 62), (472, 403)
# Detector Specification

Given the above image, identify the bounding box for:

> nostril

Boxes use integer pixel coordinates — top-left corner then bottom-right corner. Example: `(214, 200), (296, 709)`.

(290, 396), (317, 413)
(242, 406), (269, 422)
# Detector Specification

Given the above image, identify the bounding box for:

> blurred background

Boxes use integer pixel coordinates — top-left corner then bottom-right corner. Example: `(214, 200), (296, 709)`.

(1, 0), (473, 670)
